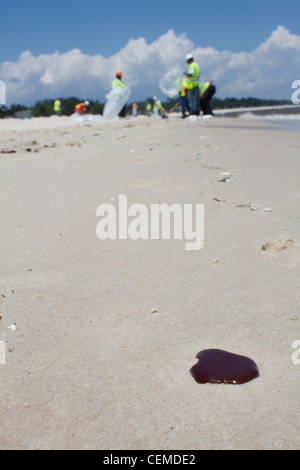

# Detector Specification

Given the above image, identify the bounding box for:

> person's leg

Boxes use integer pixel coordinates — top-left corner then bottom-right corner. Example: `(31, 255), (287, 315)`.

(187, 86), (200, 115)
(195, 86), (200, 115)
(118, 104), (127, 118)
(179, 96), (188, 116)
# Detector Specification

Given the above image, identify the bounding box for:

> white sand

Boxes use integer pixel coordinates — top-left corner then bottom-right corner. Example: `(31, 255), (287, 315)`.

(0, 114), (299, 450)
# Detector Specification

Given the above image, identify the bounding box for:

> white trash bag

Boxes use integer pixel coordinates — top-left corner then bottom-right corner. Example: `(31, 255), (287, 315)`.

(103, 85), (131, 120)
(70, 113), (103, 122)
(159, 69), (182, 98)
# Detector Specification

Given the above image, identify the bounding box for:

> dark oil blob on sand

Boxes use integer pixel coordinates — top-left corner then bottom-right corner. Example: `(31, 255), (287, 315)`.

(190, 349), (259, 384)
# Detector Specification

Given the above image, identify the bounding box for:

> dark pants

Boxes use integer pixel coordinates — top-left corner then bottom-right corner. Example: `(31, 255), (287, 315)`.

(187, 86), (200, 115)
(119, 104), (127, 118)
(179, 95), (189, 116)
(200, 85), (216, 115)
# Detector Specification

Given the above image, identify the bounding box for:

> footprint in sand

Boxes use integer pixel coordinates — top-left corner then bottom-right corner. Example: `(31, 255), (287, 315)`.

(261, 238), (293, 257)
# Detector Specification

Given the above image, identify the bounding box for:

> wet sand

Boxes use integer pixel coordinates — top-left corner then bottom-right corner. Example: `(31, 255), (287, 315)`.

(0, 114), (299, 449)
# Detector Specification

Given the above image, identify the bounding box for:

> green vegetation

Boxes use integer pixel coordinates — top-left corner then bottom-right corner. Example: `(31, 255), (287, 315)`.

(0, 97), (105, 118)
(211, 96), (290, 109)
(0, 96), (292, 118)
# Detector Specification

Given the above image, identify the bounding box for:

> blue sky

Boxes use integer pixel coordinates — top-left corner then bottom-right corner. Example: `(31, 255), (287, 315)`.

(1, 0), (300, 104)
(1, 0), (299, 60)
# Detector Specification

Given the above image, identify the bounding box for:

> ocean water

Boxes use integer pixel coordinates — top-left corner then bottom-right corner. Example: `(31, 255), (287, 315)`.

(239, 112), (300, 132)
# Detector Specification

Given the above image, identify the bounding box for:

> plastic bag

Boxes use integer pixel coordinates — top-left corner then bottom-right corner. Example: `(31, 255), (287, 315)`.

(70, 113), (103, 122)
(159, 69), (182, 98)
(103, 85), (131, 120)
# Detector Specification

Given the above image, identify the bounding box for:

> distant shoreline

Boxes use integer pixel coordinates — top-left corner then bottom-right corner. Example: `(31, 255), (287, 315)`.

(215, 104), (300, 117)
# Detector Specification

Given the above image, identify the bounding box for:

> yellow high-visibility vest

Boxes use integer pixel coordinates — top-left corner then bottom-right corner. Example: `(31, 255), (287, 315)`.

(199, 82), (210, 95)
(112, 78), (125, 88)
(187, 62), (200, 88)
(54, 99), (61, 112)
(180, 77), (190, 96)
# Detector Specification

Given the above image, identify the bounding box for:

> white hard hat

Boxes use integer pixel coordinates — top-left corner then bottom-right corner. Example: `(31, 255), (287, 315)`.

(85, 100), (89, 105)
(185, 53), (193, 61)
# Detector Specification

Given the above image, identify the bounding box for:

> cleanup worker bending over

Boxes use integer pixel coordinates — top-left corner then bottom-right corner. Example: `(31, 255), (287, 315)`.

(75, 101), (89, 114)
(199, 80), (216, 116)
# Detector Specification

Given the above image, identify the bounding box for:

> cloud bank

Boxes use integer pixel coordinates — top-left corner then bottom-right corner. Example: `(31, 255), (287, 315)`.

(1, 26), (300, 105)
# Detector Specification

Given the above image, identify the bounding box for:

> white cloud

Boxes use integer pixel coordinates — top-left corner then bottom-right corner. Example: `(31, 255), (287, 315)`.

(1, 25), (299, 105)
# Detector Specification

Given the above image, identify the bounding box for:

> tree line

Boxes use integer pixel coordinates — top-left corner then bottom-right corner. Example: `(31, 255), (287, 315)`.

(0, 96), (291, 119)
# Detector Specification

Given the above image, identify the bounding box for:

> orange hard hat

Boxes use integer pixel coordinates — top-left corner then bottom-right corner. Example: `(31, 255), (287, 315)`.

(116, 70), (123, 77)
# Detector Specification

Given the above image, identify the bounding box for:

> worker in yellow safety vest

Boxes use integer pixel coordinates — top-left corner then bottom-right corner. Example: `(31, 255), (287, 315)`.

(179, 72), (191, 118)
(146, 102), (152, 117)
(185, 54), (200, 115)
(199, 80), (216, 116)
(153, 96), (162, 117)
(112, 71), (127, 118)
(170, 72), (191, 118)
(54, 98), (62, 115)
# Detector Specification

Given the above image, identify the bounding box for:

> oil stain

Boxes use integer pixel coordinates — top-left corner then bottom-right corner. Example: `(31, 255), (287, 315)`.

(190, 349), (259, 384)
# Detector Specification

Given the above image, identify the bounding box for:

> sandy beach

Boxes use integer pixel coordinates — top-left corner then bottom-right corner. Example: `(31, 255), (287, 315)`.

(0, 113), (299, 450)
